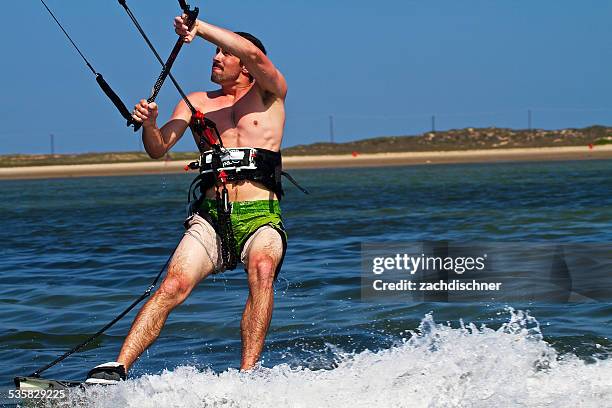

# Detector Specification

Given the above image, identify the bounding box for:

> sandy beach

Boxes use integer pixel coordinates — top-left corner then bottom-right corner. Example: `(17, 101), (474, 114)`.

(1, 145), (610, 180)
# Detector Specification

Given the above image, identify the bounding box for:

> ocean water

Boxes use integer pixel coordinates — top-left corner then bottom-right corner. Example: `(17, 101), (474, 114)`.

(0, 159), (611, 407)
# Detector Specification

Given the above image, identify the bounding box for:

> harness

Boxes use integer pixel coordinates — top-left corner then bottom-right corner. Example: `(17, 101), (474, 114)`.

(193, 147), (282, 197)
(185, 118), (308, 270)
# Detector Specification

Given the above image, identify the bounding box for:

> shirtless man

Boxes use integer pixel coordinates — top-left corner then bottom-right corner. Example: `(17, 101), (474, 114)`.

(86, 15), (288, 384)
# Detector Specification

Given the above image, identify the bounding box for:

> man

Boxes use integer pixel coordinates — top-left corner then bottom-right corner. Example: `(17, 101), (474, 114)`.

(86, 14), (288, 384)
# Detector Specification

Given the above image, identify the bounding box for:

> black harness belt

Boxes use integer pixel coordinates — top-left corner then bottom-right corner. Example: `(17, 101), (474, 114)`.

(188, 147), (308, 208)
(198, 147), (283, 198)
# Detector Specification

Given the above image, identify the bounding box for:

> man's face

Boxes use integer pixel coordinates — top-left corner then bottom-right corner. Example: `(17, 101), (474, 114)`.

(211, 48), (244, 84)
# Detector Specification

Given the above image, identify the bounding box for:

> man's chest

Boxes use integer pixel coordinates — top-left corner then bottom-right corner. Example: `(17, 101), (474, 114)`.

(202, 91), (268, 130)
(187, 89), (282, 149)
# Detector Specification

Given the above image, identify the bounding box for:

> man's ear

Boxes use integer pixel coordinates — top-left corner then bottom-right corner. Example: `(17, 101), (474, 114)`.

(241, 65), (254, 82)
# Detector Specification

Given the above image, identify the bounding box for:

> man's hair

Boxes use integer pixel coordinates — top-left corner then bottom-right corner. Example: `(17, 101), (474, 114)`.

(234, 31), (267, 55)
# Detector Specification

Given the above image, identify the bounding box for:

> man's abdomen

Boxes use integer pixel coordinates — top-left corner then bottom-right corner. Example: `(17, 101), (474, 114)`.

(204, 180), (279, 202)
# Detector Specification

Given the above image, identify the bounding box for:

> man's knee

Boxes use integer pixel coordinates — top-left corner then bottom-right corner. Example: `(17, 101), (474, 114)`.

(248, 253), (277, 290)
(156, 270), (194, 307)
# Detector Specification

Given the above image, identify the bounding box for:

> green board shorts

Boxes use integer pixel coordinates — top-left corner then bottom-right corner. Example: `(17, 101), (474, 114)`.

(194, 198), (288, 278)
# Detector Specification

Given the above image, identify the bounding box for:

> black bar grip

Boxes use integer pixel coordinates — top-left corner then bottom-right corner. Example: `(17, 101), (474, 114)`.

(95, 74), (133, 122)
(145, 6), (198, 105)
(178, 0), (189, 13)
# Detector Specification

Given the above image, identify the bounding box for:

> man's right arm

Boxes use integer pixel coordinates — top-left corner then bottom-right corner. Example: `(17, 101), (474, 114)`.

(134, 99), (192, 159)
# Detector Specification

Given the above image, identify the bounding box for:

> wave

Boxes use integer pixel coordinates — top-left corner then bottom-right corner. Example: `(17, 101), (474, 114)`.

(69, 309), (612, 408)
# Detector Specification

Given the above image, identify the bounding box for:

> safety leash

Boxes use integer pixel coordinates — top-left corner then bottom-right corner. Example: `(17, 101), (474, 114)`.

(28, 240), (181, 377)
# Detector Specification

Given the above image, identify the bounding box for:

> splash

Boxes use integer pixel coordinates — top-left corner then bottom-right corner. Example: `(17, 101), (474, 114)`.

(68, 309), (612, 407)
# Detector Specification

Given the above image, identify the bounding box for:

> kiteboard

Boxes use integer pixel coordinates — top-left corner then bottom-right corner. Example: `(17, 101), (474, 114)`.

(14, 376), (83, 390)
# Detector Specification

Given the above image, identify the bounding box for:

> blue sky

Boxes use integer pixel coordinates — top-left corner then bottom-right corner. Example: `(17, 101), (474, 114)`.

(1, 0), (611, 154)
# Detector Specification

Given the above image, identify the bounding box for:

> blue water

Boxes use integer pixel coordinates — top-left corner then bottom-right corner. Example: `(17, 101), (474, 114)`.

(1, 160), (611, 407)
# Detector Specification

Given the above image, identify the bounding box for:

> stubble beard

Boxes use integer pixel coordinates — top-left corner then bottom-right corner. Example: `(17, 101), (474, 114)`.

(211, 67), (242, 85)
(211, 71), (223, 84)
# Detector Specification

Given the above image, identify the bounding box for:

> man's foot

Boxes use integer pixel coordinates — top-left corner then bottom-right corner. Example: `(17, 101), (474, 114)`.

(85, 362), (127, 385)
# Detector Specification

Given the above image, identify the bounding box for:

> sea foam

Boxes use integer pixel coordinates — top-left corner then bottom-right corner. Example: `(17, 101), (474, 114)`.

(69, 309), (612, 408)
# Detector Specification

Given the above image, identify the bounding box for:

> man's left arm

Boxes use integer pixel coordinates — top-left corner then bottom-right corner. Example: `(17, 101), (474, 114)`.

(176, 17), (287, 98)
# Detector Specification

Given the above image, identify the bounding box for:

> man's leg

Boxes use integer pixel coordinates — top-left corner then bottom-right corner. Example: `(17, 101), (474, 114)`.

(116, 215), (221, 372)
(240, 227), (285, 370)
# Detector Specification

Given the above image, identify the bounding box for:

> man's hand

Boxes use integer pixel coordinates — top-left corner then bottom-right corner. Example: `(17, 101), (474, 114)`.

(174, 15), (198, 43)
(132, 100), (158, 128)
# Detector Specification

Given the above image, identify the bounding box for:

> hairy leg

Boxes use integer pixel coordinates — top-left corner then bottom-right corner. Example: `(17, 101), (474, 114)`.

(117, 216), (220, 371)
(240, 227), (284, 370)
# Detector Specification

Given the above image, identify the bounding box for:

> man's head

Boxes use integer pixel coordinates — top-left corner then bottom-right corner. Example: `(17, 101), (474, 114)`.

(211, 32), (266, 85)
(234, 32), (266, 55)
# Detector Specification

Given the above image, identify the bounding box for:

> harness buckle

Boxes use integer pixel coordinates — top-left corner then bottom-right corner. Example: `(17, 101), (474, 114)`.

(218, 170), (228, 184)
